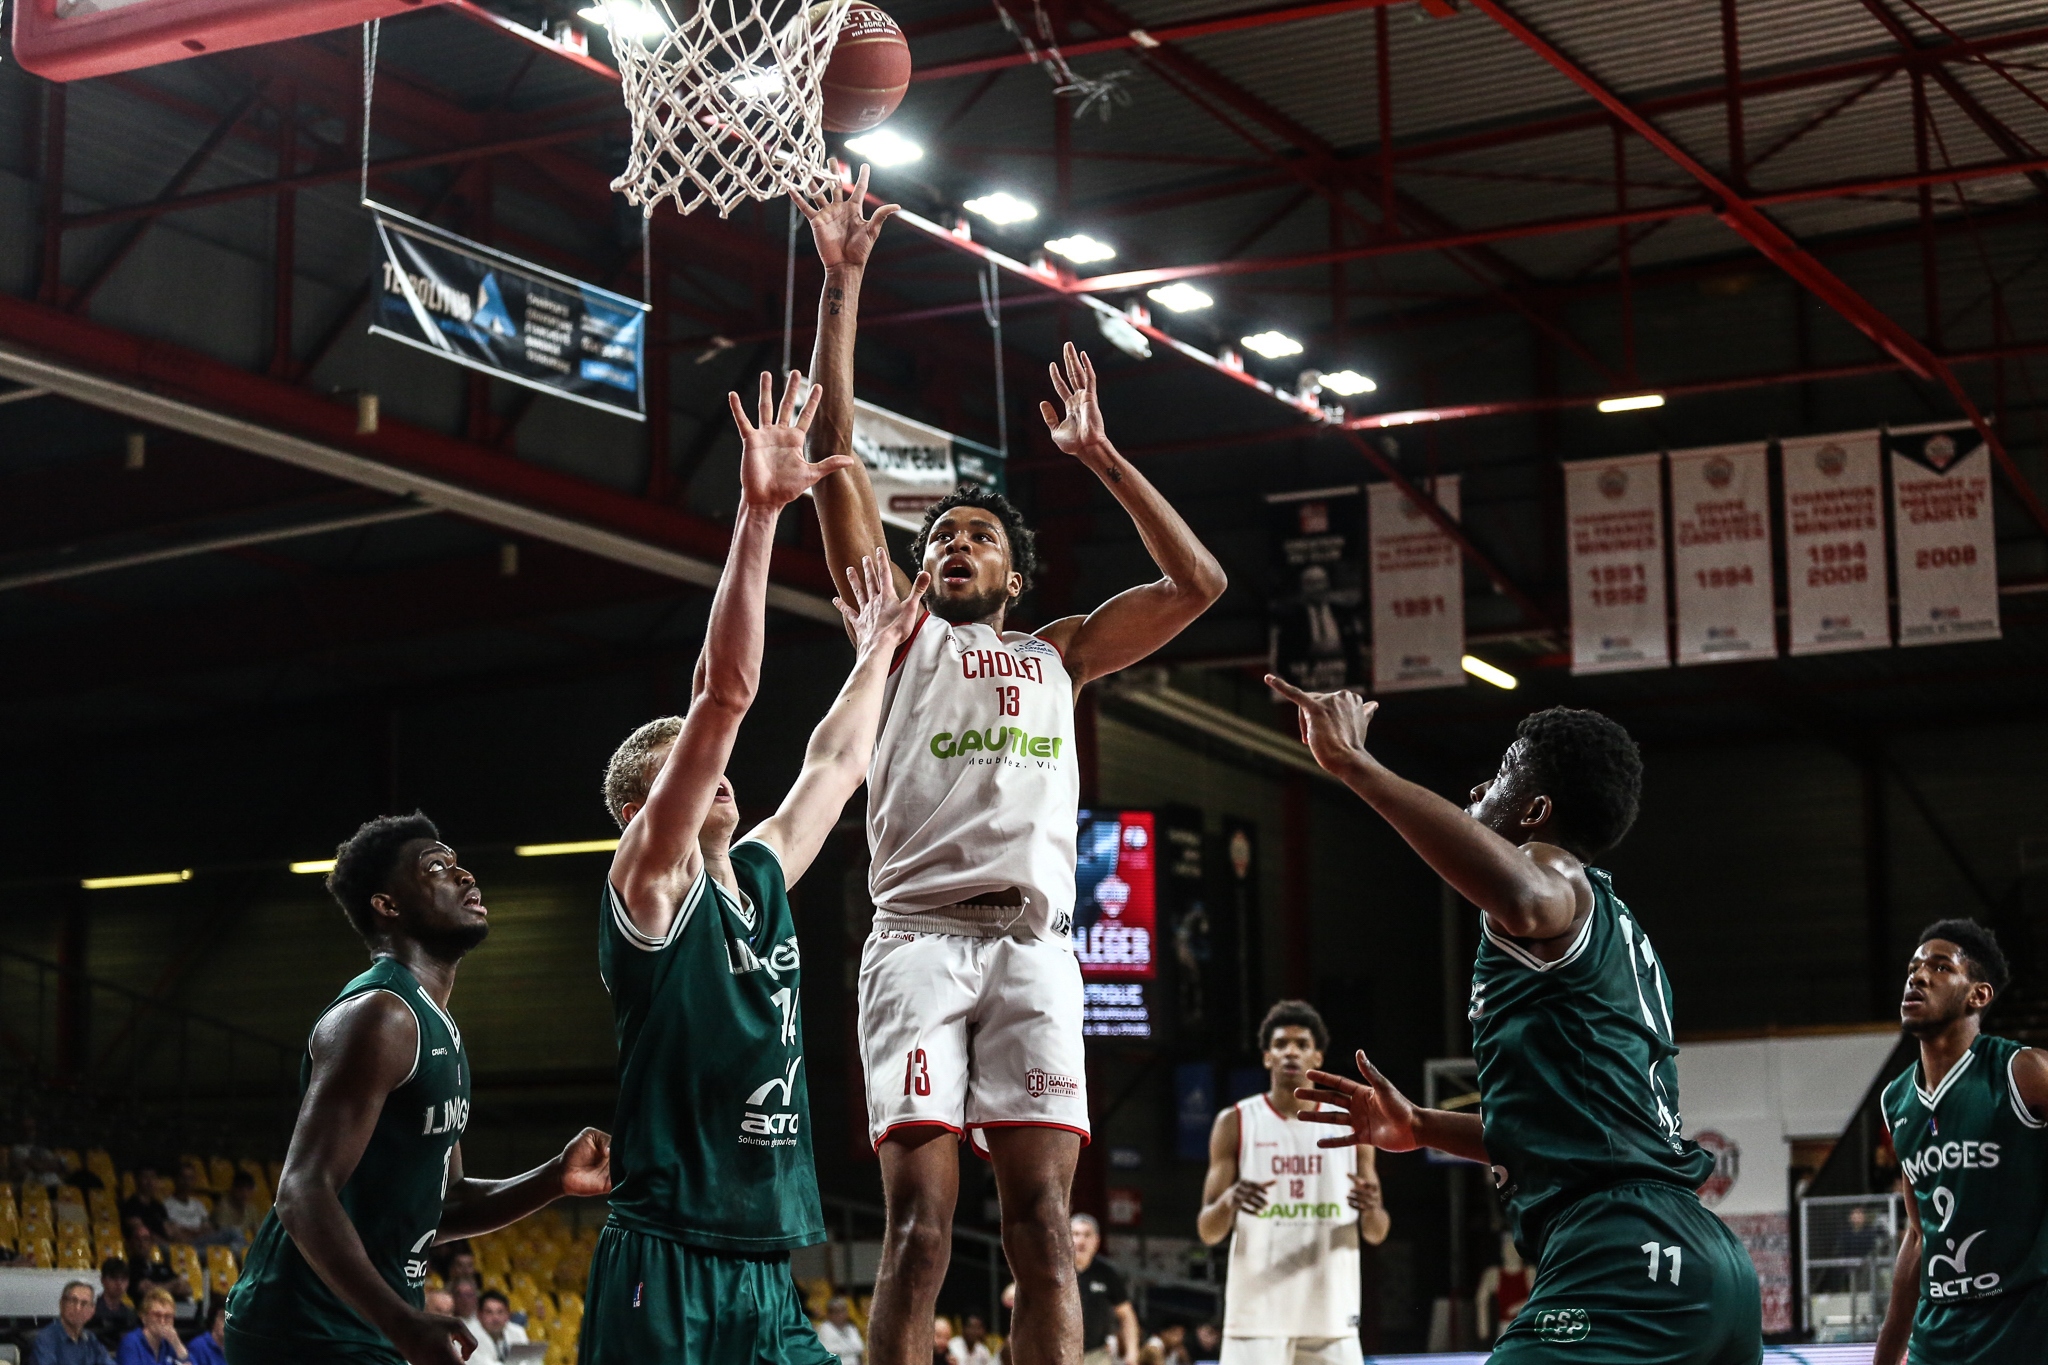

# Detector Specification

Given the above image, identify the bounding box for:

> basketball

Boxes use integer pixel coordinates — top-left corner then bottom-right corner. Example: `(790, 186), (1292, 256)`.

(817, 2), (911, 133)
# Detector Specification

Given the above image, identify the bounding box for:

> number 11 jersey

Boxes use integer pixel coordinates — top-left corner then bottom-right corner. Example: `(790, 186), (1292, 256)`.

(1469, 868), (1714, 1257)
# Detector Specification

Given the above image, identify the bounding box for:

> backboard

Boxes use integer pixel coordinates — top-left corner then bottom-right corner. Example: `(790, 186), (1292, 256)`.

(12, 0), (447, 82)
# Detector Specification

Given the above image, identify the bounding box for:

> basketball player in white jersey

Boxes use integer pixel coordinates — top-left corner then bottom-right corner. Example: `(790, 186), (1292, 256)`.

(791, 172), (1227, 1365)
(1198, 1001), (1389, 1365)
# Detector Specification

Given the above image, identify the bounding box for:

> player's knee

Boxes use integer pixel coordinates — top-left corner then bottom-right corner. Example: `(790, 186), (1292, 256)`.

(883, 1206), (951, 1276)
(999, 1191), (1074, 1281)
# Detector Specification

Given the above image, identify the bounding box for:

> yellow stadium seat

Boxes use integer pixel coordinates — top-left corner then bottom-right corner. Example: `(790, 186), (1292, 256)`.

(86, 1150), (116, 1185)
(58, 1243), (94, 1270)
(120, 1172), (136, 1200)
(208, 1158), (236, 1194)
(525, 1317), (549, 1343)
(55, 1149), (81, 1173)
(482, 1272), (510, 1295)
(25, 1237), (56, 1268)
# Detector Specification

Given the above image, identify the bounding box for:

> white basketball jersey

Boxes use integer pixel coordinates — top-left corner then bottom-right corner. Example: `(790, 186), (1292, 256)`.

(1224, 1096), (1361, 1338)
(866, 611), (1079, 941)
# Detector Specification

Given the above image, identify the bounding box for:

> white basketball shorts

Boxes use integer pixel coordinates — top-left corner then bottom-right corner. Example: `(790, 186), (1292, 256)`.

(1219, 1338), (1363, 1365)
(857, 925), (1090, 1152)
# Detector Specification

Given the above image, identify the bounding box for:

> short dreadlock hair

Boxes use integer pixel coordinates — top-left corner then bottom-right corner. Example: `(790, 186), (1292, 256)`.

(605, 716), (683, 829)
(1509, 707), (1643, 862)
(1918, 918), (2010, 1002)
(1257, 999), (1329, 1053)
(326, 811), (440, 946)
(914, 487), (1038, 599)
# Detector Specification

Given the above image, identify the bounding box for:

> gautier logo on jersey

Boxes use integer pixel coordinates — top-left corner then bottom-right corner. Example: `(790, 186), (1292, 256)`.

(928, 727), (1065, 760)
(1024, 1068), (1080, 1099)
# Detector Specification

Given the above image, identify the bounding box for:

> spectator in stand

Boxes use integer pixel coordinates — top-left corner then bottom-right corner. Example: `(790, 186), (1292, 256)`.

(122, 1220), (189, 1303)
(208, 1172), (263, 1243)
(1072, 1215), (1138, 1365)
(186, 1302), (227, 1365)
(92, 1259), (135, 1346)
(424, 1287), (456, 1318)
(160, 1167), (212, 1245)
(120, 1171), (169, 1240)
(816, 1295), (864, 1365)
(12, 1117), (63, 1189)
(116, 1288), (190, 1365)
(29, 1280), (115, 1365)
(466, 1289), (529, 1365)
(430, 1240), (477, 1286)
(948, 1313), (994, 1365)
(1189, 1321), (1222, 1365)
(931, 1317), (953, 1365)
(448, 1274), (481, 1330)
(1145, 1321), (1190, 1365)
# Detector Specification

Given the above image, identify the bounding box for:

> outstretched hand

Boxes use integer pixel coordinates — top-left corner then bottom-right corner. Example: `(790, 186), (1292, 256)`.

(1296, 1049), (1422, 1152)
(728, 370), (853, 511)
(793, 163), (899, 269)
(1039, 342), (1112, 464)
(836, 546), (928, 656)
(1265, 674), (1379, 776)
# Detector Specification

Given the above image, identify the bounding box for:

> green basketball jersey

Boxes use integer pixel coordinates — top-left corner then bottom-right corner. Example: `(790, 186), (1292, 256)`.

(598, 837), (824, 1253)
(1470, 867), (1713, 1255)
(1883, 1033), (2048, 1309)
(226, 957), (468, 1354)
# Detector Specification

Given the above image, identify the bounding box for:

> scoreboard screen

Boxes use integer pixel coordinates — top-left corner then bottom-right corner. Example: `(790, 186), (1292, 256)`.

(1073, 809), (1156, 981)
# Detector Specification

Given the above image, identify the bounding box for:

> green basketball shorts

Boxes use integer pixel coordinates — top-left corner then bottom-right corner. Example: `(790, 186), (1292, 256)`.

(578, 1221), (837, 1365)
(1490, 1180), (1762, 1365)
(1910, 1279), (2048, 1365)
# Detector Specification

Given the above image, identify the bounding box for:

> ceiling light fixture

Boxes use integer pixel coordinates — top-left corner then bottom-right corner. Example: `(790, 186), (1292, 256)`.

(963, 192), (1038, 226)
(1461, 655), (1519, 690)
(81, 870), (193, 890)
(1318, 370), (1376, 396)
(843, 129), (922, 167)
(1044, 234), (1116, 264)
(515, 838), (623, 857)
(579, 2), (667, 41)
(1597, 393), (1665, 413)
(1146, 283), (1213, 313)
(1240, 330), (1303, 360)
(290, 859), (337, 875)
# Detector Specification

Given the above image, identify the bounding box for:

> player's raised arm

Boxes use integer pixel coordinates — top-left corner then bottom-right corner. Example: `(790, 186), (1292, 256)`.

(1033, 344), (1226, 684)
(273, 994), (475, 1365)
(610, 372), (851, 936)
(1263, 678), (1586, 944)
(794, 166), (911, 610)
(745, 548), (929, 886)
(1296, 1049), (1491, 1167)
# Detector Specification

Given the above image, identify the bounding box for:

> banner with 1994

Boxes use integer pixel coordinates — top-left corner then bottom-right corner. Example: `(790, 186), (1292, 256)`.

(368, 202), (648, 420)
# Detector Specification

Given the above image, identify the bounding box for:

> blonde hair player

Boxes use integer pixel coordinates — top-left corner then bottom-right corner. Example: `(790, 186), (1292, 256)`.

(792, 168), (1227, 1365)
(1198, 1000), (1388, 1365)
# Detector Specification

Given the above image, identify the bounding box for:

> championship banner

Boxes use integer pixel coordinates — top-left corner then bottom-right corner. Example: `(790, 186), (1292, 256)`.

(850, 400), (1004, 532)
(1267, 487), (1366, 690)
(1780, 432), (1890, 656)
(1888, 425), (2001, 647)
(1565, 453), (1669, 674)
(1367, 477), (1465, 692)
(369, 203), (647, 419)
(1669, 444), (1775, 665)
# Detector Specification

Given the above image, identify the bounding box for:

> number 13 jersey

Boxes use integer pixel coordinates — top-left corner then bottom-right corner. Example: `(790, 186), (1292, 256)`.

(1469, 868), (1714, 1257)
(867, 612), (1078, 941)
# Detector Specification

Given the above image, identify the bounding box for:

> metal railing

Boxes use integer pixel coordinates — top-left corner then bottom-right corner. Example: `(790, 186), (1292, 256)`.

(1800, 1192), (1901, 1342)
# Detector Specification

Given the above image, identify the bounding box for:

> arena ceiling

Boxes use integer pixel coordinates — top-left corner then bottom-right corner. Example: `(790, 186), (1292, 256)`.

(4, 0), (2048, 768)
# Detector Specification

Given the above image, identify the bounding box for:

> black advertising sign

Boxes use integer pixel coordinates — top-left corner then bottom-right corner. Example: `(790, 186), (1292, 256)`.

(369, 203), (648, 420)
(1266, 486), (1366, 689)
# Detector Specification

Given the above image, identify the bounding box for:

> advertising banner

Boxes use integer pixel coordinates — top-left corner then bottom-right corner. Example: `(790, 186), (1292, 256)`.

(1669, 444), (1775, 665)
(1267, 487), (1366, 690)
(850, 399), (1004, 531)
(1367, 477), (1466, 692)
(1074, 810), (1157, 982)
(1780, 432), (1891, 656)
(1566, 453), (1669, 674)
(369, 202), (647, 418)
(1888, 426), (2001, 647)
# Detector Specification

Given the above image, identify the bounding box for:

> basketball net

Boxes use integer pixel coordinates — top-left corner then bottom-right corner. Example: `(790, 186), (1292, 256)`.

(602, 0), (853, 218)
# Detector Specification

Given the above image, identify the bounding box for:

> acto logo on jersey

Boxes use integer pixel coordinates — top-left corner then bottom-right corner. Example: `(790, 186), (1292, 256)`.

(929, 728), (1064, 761)
(740, 1058), (803, 1144)
(403, 1231), (435, 1285)
(1926, 1229), (1999, 1299)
